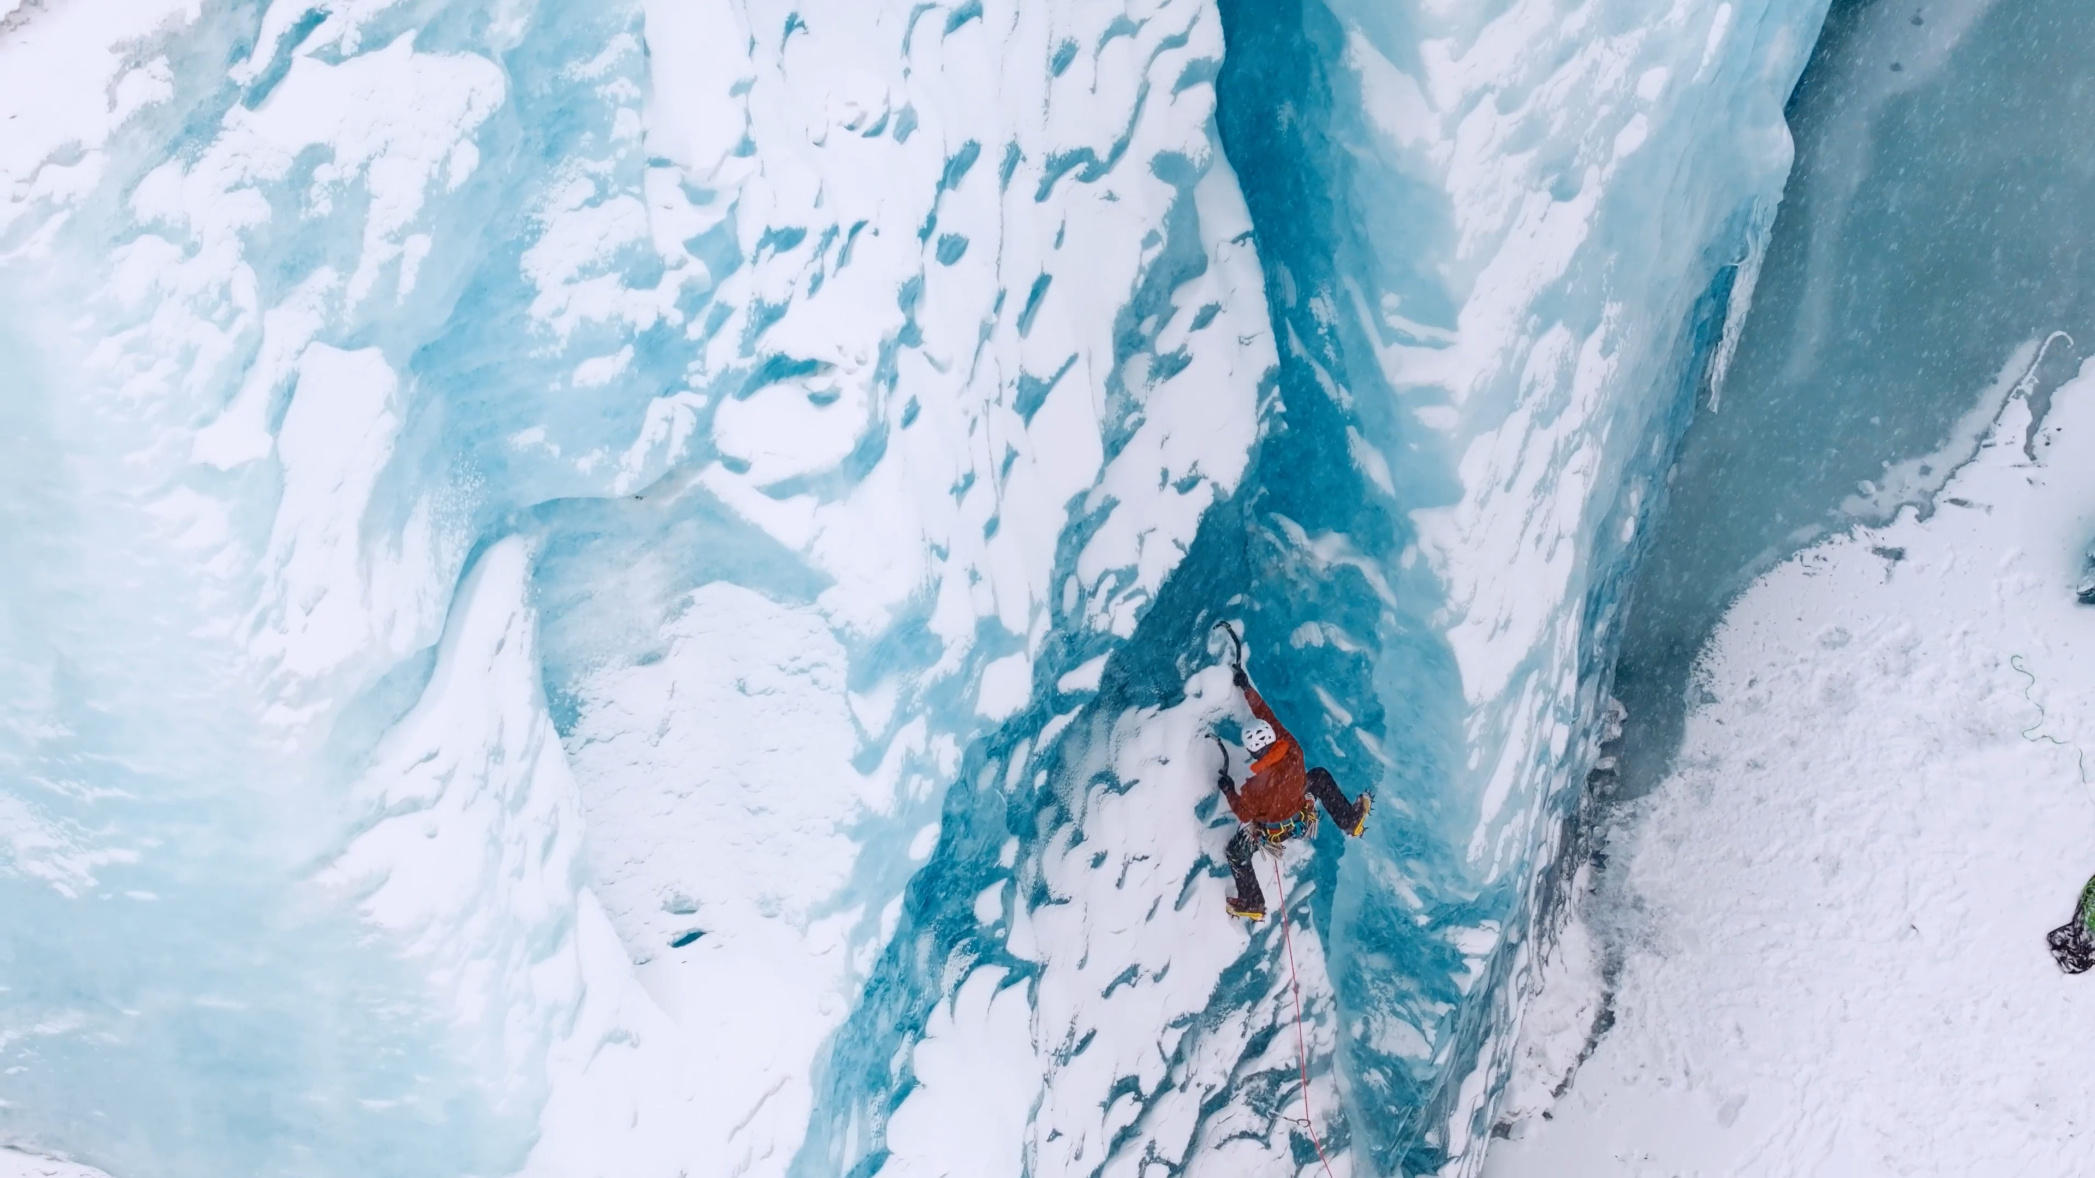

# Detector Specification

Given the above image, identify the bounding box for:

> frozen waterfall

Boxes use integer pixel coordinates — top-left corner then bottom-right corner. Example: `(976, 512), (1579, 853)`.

(0, 1), (1837, 1176)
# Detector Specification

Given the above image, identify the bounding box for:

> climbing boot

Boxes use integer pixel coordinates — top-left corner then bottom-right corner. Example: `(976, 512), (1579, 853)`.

(1347, 791), (1373, 838)
(2051, 921), (2095, 974)
(1226, 895), (1266, 922)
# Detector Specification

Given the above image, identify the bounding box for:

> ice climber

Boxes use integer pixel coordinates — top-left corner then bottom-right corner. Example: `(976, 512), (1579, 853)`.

(1212, 633), (1372, 922)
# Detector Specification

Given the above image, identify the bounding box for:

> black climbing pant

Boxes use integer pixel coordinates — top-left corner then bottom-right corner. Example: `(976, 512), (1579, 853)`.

(1225, 826), (1266, 911)
(1307, 766), (1366, 834)
(1225, 767), (1366, 913)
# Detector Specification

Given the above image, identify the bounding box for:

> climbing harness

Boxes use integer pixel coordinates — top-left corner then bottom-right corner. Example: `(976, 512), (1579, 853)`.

(1214, 619), (1246, 670)
(1212, 614), (1337, 1169)
(1270, 855), (1338, 1178)
(1257, 798), (1320, 848)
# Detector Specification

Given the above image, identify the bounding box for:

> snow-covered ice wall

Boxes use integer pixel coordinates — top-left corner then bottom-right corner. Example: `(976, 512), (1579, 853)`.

(1614, 0), (2095, 793)
(1192, 0), (1833, 1169)
(1488, 1), (2095, 1167)
(0, 0), (1268, 1173)
(0, 0), (1829, 1175)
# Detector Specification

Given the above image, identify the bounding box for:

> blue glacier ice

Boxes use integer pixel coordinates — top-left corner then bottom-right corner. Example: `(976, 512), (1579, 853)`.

(1483, 1), (2095, 1163)
(0, 1), (1839, 1176)
(1616, 0), (2095, 795)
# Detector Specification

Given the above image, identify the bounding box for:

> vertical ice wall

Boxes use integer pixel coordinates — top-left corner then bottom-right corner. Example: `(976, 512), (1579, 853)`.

(0, 1), (1845, 1177)
(1612, 0), (2095, 794)
(1492, 1), (2095, 1161)
(517, 3), (1276, 1173)
(0, 0), (1270, 1174)
(812, 0), (1841, 1174)
(1196, 0), (1833, 1170)
(0, 3), (535, 1174)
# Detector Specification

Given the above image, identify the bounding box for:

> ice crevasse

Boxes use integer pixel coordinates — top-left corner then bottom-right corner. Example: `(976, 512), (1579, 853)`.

(0, 0), (1829, 1176)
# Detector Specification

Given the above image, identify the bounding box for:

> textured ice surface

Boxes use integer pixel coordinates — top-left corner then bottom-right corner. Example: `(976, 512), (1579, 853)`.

(0, 1150), (113, 1178)
(1, 1), (1267, 1172)
(1489, 362), (2095, 1177)
(1613, 0), (2095, 793)
(1200, 1), (1831, 1169)
(1486, 4), (2095, 1167)
(0, 1), (1834, 1175)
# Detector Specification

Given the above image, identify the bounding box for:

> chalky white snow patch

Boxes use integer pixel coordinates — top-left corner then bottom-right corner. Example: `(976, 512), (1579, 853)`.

(1489, 361), (2095, 1174)
(0, 1150), (112, 1178)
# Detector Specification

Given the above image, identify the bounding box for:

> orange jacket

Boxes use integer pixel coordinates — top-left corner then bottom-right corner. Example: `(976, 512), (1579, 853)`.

(1224, 684), (1308, 824)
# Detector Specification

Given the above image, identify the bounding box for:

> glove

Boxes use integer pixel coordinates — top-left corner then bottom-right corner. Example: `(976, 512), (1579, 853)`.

(1232, 667), (1249, 689)
(1216, 767), (1233, 792)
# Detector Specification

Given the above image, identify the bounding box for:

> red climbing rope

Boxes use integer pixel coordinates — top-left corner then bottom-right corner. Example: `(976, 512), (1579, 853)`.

(1271, 854), (1338, 1178)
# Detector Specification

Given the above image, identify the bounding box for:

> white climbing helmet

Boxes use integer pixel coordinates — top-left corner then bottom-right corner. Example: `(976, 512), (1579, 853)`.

(1244, 719), (1277, 756)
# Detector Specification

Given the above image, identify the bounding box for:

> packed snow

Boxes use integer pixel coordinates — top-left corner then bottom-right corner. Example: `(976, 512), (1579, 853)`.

(0, 1150), (111, 1178)
(1489, 365), (2095, 1173)
(1611, 0), (2095, 791)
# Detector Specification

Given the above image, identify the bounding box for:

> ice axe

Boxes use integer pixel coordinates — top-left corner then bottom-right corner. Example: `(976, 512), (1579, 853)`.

(1212, 620), (1245, 676)
(1208, 625), (1245, 797)
(1211, 620), (1252, 694)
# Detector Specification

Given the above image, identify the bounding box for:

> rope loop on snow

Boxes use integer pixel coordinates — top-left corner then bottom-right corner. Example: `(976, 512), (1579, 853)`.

(2009, 653), (2095, 796)
(2015, 331), (2077, 401)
